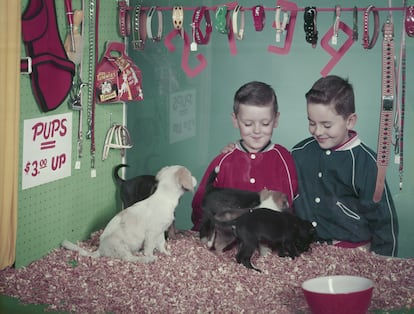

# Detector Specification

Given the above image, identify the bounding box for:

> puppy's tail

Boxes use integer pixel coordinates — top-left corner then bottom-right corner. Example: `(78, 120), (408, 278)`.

(204, 167), (219, 193)
(61, 240), (101, 258)
(113, 164), (128, 185)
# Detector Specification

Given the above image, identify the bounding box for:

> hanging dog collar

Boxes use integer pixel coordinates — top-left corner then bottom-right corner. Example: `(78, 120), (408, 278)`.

(362, 5), (379, 49)
(252, 5), (265, 32)
(352, 6), (358, 41)
(191, 6), (212, 51)
(132, 5), (147, 50)
(232, 4), (245, 40)
(275, 6), (289, 42)
(118, 0), (131, 38)
(215, 6), (229, 34)
(331, 5), (341, 45)
(146, 6), (163, 42)
(373, 17), (395, 202)
(304, 7), (318, 48)
(172, 5), (184, 31)
(406, 5), (414, 37)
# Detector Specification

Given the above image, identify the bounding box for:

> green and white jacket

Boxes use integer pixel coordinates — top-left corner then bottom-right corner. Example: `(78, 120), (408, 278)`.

(291, 131), (399, 257)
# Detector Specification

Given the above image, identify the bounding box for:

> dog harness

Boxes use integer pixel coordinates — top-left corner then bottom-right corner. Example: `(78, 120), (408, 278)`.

(21, 0), (75, 112)
(102, 124), (133, 160)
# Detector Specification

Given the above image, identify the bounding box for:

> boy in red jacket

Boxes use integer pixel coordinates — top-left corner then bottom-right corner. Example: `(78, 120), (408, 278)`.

(191, 81), (298, 231)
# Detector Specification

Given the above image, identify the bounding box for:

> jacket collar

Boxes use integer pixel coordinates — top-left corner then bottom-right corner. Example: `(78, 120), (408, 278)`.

(237, 140), (273, 153)
(333, 130), (361, 151)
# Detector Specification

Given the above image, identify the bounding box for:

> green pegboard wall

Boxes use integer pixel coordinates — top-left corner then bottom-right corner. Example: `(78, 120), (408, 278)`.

(17, 0), (126, 266)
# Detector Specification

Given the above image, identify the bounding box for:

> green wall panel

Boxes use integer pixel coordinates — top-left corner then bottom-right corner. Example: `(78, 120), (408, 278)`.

(17, 0), (125, 266)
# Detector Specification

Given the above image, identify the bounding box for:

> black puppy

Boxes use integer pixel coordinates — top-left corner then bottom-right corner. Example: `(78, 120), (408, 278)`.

(200, 169), (289, 252)
(113, 164), (158, 208)
(214, 208), (316, 272)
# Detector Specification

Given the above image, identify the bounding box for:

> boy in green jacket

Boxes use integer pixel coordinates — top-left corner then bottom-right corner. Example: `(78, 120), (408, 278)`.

(292, 75), (399, 256)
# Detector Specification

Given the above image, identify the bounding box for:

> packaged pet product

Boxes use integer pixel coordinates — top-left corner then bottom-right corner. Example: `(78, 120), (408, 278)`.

(95, 41), (144, 103)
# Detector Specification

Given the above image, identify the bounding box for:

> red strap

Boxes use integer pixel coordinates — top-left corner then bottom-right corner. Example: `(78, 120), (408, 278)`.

(406, 6), (414, 37)
(363, 5), (379, 49)
(192, 6), (212, 45)
(118, 1), (131, 37)
(252, 5), (265, 31)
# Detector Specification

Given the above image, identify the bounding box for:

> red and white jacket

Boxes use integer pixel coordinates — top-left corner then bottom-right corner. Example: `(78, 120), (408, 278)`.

(191, 141), (298, 231)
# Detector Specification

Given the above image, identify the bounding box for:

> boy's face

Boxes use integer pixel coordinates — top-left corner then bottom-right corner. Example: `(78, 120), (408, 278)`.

(307, 102), (357, 150)
(232, 103), (279, 153)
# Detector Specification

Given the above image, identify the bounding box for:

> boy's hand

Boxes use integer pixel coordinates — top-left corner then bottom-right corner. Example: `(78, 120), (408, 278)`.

(221, 142), (236, 154)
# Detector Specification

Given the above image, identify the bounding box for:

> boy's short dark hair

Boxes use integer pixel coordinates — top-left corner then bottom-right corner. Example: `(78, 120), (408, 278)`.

(305, 75), (355, 118)
(233, 81), (278, 115)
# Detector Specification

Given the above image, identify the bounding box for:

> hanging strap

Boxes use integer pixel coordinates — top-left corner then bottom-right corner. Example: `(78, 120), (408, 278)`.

(394, 0), (407, 190)
(373, 18), (395, 202)
(86, 0), (99, 177)
(304, 7), (318, 48)
(362, 5), (380, 49)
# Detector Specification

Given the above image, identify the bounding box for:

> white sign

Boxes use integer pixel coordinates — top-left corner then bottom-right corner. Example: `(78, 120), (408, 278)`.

(22, 112), (72, 190)
(169, 90), (196, 143)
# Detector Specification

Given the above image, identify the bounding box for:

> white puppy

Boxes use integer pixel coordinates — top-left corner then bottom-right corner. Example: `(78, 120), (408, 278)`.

(62, 165), (197, 263)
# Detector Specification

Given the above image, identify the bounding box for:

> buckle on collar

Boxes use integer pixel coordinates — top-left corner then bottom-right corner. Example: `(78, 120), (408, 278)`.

(20, 57), (32, 74)
(132, 40), (144, 50)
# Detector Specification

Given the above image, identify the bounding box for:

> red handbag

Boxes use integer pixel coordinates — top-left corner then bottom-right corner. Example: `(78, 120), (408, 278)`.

(95, 42), (144, 103)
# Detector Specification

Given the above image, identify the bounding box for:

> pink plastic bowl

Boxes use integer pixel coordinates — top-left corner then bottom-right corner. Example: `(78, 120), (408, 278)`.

(302, 275), (374, 314)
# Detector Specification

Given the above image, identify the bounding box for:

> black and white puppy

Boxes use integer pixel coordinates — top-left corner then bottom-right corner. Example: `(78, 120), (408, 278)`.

(200, 169), (290, 252)
(113, 164), (158, 208)
(214, 208), (317, 272)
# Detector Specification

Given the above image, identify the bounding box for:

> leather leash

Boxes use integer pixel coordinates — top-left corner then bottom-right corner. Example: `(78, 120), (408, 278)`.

(86, 0), (99, 177)
(394, 0), (408, 190)
(373, 16), (395, 202)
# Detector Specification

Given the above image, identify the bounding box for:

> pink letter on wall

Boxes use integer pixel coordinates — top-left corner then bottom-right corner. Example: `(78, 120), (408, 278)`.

(320, 21), (354, 77)
(267, 0), (298, 55)
(164, 29), (208, 78)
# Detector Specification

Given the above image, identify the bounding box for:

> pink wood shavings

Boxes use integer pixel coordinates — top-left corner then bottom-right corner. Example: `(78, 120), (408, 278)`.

(0, 231), (413, 313)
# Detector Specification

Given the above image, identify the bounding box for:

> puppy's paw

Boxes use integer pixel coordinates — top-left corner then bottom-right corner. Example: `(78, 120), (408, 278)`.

(141, 255), (157, 263)
(259, 245), (272, 257)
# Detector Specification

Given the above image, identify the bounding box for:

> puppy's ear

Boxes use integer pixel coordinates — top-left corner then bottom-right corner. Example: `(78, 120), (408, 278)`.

(176, 167), (195, 192)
